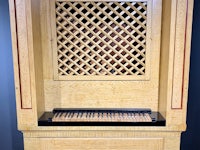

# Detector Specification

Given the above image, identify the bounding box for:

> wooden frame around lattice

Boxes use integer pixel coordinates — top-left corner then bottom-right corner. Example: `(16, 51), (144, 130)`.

(51, 0), (152, 80)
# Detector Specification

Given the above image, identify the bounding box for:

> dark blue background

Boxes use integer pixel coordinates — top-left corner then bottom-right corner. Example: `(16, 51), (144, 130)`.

(0, 0), (199, 149)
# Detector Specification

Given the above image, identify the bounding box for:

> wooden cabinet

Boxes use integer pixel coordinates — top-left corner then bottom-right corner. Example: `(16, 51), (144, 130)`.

(9, 0), (194, 149)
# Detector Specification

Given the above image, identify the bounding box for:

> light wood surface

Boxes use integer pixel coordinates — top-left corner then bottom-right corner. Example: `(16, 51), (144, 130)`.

(9, 0), (194, 149)
(171, 0), (187, 109)
(49, 0), (156, 81)
(52, 1), (150, 80)
(23, 131), (181, 150)
(42, 0), (162, 111)
(24, 138), (164, 150)
(15, 0), (32, 109)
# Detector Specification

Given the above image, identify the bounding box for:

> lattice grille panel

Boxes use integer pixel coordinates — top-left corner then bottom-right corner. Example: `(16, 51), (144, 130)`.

(55, 1), (147, 76)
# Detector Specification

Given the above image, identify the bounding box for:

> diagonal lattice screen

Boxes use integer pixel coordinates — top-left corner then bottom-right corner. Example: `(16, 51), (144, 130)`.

(55, 1), (147, 76)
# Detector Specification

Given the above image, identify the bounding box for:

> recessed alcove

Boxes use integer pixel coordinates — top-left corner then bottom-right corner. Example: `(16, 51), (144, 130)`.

(13, 0), (188, 125)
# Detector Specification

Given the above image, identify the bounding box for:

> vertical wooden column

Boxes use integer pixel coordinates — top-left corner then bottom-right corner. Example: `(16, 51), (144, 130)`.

(15, 0), (32, 109)
(171, 0), (188, 109)
(9, 0), (39, 129)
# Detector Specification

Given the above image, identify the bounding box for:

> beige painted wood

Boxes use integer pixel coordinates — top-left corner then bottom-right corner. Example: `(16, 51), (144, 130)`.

(24, 138), (163, 150)
(157, 0), (194, 127)
(41, 0), (54, 80)
(15, 124), (186, 132)
(23, 131), (181, 150)
(8, 0), (22, 121)
(30, 0), (45, 118)
(42, 0), (162, 111)
(158, 0), (173, 120)
(54, 1), (147, 77)
(171, 0), (187, 109)
(22, 130), (181, 138)
(15, 0), (32, 109)
(180, 0), (194, 125)
(9, 0), (38, 129)
(9, 0), (194, 149)
(50, 0), (156, 81)
(44, 80), (159, 111)
(160, 0), (194, 127)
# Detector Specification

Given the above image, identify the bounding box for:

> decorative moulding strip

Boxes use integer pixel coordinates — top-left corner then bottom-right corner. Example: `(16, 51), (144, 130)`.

(171, 0), (188, 109)
(15, 0), (32, 109)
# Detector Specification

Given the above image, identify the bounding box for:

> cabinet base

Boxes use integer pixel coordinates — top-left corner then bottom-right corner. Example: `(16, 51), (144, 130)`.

(23, 131), (181, 150)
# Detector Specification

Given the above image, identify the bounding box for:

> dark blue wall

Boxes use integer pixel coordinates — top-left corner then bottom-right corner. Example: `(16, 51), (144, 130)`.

(0, 0), (199, 149)
(181, 0), (200, 149)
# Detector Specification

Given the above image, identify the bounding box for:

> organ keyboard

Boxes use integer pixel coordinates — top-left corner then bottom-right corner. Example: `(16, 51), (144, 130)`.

(38, 108), (165, 126)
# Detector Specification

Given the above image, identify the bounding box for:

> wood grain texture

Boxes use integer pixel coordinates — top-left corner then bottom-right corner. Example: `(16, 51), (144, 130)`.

(180, 0), (194, 125)
(8, 0), (22, 117)
(15, 0), (32, 109)
(9, 0), (38, 129)
(44, 80), (159, 111)
(164, 0), (193, 127)
(9, 0), (194, 149)
(24, 138), (163, 150)
(52, 1), (149, 80)
(158, 0), (172, 119)
(30, 0), (45, 119)
(171, 0), (187, 109)
(23, 130), (181, 138)
(23, 131), (181, 150)
(42, 0), (162, 111)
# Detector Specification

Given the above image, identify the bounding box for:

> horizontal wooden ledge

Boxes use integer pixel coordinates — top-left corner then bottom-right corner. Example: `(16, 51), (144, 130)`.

(56, 75), (150, 81)
(19, 124), (186, 132)
(23, 130), (181, 138)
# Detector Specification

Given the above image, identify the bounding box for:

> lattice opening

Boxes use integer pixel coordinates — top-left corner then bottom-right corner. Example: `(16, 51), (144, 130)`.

(55, 1), (147, 76)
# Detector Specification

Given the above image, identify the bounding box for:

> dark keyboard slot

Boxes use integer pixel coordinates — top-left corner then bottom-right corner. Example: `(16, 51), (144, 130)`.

(38, 108), (165, 126)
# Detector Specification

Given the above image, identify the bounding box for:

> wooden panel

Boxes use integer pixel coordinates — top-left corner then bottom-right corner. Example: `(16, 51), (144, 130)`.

(166, 0), (194, 127)
(171, 0), (187, 109)
(24, 138), (163, 150)
(156, 0), (194, 127)
(158, 0), (172, 118)
(44, 80), (159, 111)
(23, 131), (182, 150)
(42, 0), (161, 111)
(9, 0), (43, 130)
(15, 0), (32, 109)
(9, 0), (22, 113)
(51, 0), (154, 80)
(31, 0), (45, 118)
(23, 130), (181, 138)
(180, 0), (194, 122)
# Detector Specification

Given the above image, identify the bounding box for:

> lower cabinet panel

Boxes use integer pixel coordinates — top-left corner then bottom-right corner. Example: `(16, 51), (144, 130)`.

(24, 138), (163, 150)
